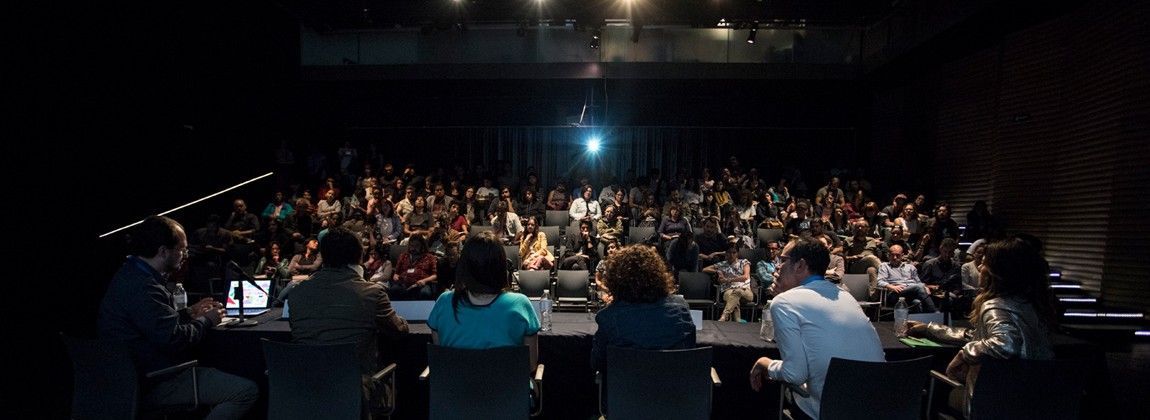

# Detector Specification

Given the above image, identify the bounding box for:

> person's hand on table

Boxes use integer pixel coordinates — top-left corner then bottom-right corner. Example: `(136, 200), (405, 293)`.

(749, 357), (774, 391)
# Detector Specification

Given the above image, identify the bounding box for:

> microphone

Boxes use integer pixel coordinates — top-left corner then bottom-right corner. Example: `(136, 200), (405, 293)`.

(227, 260), (269, 295)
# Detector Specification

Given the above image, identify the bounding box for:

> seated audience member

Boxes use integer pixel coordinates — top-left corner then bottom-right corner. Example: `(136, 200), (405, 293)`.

(288, 227), (409, 419)
(879, 225), (911, 261)
(518, 216), (554, 271)
(959, 242), (986, 294)
(546, 181), (570, 211)
(516, 188), (546, 225)
(402, 196), (432, 241)
(428, 231), (541, 370)
(755, 241), (782, 291)
(595, 205), (625, 243)
(491, 200), (525, 245)
(316, 189), (343, 223)
(844, 220), (882, 296)
(783, 201), (812, 238)
(594, 239), (621, 303)
(877, 244), (937, 313)
(657, 205), (692, 248)
(749, 238), (884, 419)
(923, 203), (961, 259)
(364, 244), (394, 284)
(907, 237), (1055, 417)
(664, 229), (700, 273)
(391, 234), (438, 300)
(919, 238), (962, 294)
(261, 191), (295, 222)
(559, 220), (598, 271)
(569, 185), (602, 223)
(487, 186), (516, 218)
(818, 236), (845, 283)
(592, 244), (696, 371)
(695, 217), (727, 267)
(288, 237), (323, 277)
(373, 200), (403, 246)
(99, 216), (258, 419)
(703, 246), (754, 322)
(256, 241), (292, 284)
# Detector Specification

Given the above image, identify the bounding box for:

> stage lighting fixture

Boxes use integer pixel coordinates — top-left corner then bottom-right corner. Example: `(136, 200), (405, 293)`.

(590, 29), (601, 49)
(587, 138), (602, 153)
(746, 26), (758, 44)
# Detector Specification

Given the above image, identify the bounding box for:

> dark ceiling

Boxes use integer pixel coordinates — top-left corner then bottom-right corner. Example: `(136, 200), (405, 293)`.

(280, 0), (891, 31)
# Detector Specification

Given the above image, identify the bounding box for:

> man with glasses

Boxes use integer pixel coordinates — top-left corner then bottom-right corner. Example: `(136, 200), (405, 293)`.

(749, 238), (884, 419)
(100, 216), (258, 419)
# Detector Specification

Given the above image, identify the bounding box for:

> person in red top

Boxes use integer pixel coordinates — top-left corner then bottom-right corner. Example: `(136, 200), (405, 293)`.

(391, 234), (438, 300)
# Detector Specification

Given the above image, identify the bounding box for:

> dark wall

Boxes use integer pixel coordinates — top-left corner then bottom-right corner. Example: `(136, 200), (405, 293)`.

(864, 0), (1150, 310)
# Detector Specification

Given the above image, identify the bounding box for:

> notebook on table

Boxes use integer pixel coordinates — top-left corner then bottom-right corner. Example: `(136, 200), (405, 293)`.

(224, 280), (273, 317)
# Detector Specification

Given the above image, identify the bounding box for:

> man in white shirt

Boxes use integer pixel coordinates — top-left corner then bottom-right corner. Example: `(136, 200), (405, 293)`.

(749, 238), (884, 419)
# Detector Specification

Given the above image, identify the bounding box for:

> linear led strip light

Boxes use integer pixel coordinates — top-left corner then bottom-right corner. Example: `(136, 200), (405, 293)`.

(1062, 312), (1145, 318)
(99, 172), (274, 238)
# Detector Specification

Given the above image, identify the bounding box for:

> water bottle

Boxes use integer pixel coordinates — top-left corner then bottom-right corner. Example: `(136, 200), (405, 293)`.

(894, 297), (909, 337)
(759, 300), (774, 342)
(173, 283), (188, 311)
(540, 290), (553, 332)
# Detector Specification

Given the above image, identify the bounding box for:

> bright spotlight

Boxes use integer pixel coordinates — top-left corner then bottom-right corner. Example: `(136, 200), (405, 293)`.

(587, 138), (602, 153)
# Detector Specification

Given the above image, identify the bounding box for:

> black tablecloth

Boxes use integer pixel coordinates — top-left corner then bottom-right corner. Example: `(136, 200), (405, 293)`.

(201, 309), (1102, 420)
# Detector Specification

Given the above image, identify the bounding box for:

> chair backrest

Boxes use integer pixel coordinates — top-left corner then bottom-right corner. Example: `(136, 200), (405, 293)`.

(757, 228), (785, 247)
(738, 248), (765, 267)
(841, 274), (872, 303)
(606, 346), (714, 419)
(555, 270), (590, 300)
(538, 226), (561, 248)
(427, 344), (531, 420)
(504, 245), (521, 268)
(677, 271), (714, 301)
(516, 270), (551, 298)
(60, 333), (141, 420)
(262, 339), (363, 420)
(468, 225), (491, 239)
(820, 355), (933, 420)
(627, 226), (656, 246)
(544, 210), (569, 227)
(970, 358), (1087, 420)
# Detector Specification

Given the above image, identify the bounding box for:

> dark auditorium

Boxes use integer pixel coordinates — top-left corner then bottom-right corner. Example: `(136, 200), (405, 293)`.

(30, 0), (1150, 419)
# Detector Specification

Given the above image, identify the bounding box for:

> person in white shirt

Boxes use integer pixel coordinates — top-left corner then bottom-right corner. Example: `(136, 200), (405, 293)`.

(749, 237), (885, 419)
(569, 185), (602, 223)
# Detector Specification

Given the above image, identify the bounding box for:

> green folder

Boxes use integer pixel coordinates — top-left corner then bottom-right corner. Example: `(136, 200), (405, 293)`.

(899, 337), (943, 347)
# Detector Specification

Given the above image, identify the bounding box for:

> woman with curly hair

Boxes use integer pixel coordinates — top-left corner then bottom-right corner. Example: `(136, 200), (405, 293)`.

(591, 245), (696, 372)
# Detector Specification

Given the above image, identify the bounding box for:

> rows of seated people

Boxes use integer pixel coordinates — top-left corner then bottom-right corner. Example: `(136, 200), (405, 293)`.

(186, 152), (998, 313)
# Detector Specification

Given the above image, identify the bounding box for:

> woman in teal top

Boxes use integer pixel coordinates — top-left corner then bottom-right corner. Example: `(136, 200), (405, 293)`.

(428, 231), (541, 370)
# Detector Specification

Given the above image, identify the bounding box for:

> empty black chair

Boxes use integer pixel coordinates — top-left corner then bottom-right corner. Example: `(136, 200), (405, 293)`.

(601, 346), (720, 420)
(262, 338), (397, 420)
(780, 355), (933, 420)
(516, 270), (552, 299)
(61, 332), (199, 419)
(930, 357), (1088, 420)
(422, 344), (544, 419)
(676, 271), (717, 317)
(627, 226), (656, 246)
(544, 210), (569, 227)
(538, 226), (562, 248)
(504, 245), (521, 269)
(554, 269), (592, 312)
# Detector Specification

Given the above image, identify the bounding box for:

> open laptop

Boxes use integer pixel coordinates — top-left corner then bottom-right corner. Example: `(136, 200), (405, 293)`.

(392, 300), (436, 323)
(224, 280), (273, 317)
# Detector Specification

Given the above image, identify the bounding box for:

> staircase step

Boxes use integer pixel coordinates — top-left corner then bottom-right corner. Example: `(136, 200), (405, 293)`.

(1061, 324), (1148, 347)
(1060, 308), (1146, 325)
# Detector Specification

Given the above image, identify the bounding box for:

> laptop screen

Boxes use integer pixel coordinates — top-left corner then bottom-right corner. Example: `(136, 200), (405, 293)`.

(224, 280), (273, 310)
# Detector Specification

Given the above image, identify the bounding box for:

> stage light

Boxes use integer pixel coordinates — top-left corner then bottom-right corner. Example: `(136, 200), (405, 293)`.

(746, 26), (757, 44)
(587, 138), (602, 153)
(590, 29), (601, 49)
